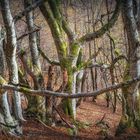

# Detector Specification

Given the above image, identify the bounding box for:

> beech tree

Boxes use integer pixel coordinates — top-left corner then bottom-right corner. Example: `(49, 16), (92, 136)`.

(2, 0), (139, 137)
(38, 0), (121, 119)
(116, 0), (140, 134)
(0, 0), (23, 135)
(24, 0), (46, 122)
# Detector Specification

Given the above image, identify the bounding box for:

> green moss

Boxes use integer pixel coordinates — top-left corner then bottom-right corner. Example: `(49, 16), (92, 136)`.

(135, 119), (140, 132)
(51, 23), (67, 58)
(61, 58), (74, 76)
(123, 63), (131, 81)
(27, 57), (32, 69)
(59, 41), (67, 57)
(45, 9), (67, 58)
(53, 21), (61, 34)
(20, 48), (26, 56)
(68, 99), (74, 117)
(26, 95), (46, 122)
(74, 120), (91, 129)
(70, 42), (80, 57)
(60, 57), (76, 118)
(116, 111), (140, 135)
(48, 0), (61, 22)
(63, 99), (69, 115)
(76, 49), (82, 66)
(62, 99), (74, 118)
(33, 65), (41, 75)
(18, 68), (24, 77)
(68, 127), (77, 136)
(26, 106), (37, 116)
(0, 75), (7, 84)
(116, 117), (140, 135)
(20, 87), (31, 93)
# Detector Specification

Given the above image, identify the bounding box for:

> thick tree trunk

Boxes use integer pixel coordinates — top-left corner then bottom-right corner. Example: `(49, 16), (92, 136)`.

(0, 0), (23, 121)
(39, 0), (121, 120)
(75, 70), (84, 107)
(39, 1), (77, 119)
(24, 0), (46, 121)
(63, 43), (82, 119)
(46, 65), (56, 124)
(62, 69), (76, 119)
(116, 0), (140, 135)
(0, 26), (22, 135)
(0, 26), (13, 127)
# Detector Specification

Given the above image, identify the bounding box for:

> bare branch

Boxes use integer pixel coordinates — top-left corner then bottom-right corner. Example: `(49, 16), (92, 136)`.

(79, 47), (103, 69)
(87, 62), (110, 69)
(62, 20), (76, 42)
(0, 76), (140, 99)
(53, 105), (75, 129)
(47, 0), (75, 42)
(14, 0), (47, 22)
(78, 0), (121, 43)
(17, 28), (40, 41)
(19, 50), (38, 85)
(110, 55), (128, 69)
(38, 46), (60, 66)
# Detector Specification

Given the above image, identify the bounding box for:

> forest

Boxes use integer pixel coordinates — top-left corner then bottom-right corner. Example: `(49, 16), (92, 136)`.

(0, 0), (140, 139)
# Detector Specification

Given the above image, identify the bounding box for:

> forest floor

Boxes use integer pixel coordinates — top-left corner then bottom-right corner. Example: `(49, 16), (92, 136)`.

(1, 98), (140, 140)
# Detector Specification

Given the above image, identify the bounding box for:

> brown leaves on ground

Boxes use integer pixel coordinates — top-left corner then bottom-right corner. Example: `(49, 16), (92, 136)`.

(1, 97), (140, 140)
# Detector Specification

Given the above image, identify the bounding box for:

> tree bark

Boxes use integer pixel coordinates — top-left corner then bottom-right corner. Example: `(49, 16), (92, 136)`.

(116, 0), (140, 135)
(38, 0), (122, 120)
(0, 26), (22, 135)
(0, 0), (23, 122)
(24, 0), (46, 122)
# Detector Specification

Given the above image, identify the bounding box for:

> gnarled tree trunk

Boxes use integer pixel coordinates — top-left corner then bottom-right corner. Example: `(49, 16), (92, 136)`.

(24, 0), (46, 122)
(116, 0), (140, 135)
(38, 0), (121, 119)
(0, 26), (22, 135)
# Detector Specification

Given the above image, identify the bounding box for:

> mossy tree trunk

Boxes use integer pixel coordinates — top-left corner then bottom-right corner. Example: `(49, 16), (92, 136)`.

(46, 65), (56, 124)
(0, 23), (22, 135)
(24, 0), (46, 122)
(0, 0), (24, 122)
(0, 26), (14, 133)
(39, 0), (121, 119)
(116, 0), (140, 135)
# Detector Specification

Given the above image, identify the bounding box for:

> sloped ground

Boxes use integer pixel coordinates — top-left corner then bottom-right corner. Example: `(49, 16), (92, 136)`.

(0, 97), (121, 140)
(76, 99), (121, 138)
(1, 98), (140, 140)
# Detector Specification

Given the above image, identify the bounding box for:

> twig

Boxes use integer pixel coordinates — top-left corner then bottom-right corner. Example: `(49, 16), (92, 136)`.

(53, 105), (75, 129)
(14, 0), (47, 22)
(17, 28), (40, 41)
(38, 46), (60, 66)
(95, 114), (106, 126)
(35, 118), (56, 131)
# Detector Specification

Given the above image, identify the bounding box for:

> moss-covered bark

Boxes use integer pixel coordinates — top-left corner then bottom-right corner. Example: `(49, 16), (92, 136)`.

(24, 0), (46, 122)
(39, 0), (121, 120)
(116, 84), (140, 135)
(116, 0), (140, 135)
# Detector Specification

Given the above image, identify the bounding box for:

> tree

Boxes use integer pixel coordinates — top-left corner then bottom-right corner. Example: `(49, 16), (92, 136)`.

(24, 0), (46, 122)
(38, 0), (121, 119)
(0, 0), (24, 122)
(0, 6), (22, 136)
(116, 0), (140, 135)
(0, 26), (16, 134)
(0, 0), (131, 137)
